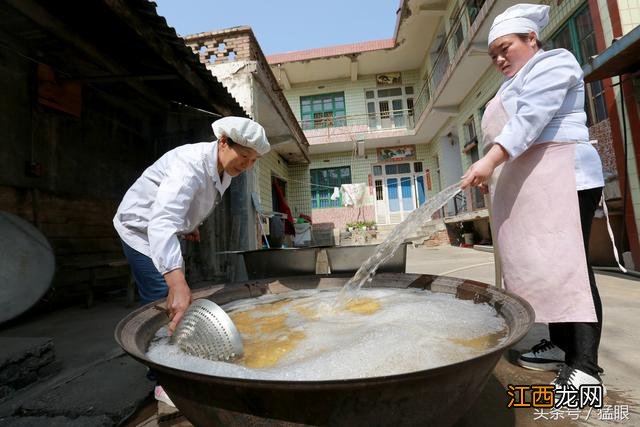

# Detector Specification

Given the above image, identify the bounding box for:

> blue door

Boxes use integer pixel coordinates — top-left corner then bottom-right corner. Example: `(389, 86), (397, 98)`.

(386, 175), (415, 220)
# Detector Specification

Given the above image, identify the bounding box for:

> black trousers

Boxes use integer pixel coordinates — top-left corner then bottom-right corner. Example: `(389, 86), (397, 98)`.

(549, 187), (603, 378)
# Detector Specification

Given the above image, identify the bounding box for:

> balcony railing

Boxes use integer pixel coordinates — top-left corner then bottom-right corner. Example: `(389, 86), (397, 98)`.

(441, 188), (486, 219)
(453, 192), (468, 215)
(473, 186), (486, 209)
(413, 0), (487, 123)
(299, 110), (415, 139)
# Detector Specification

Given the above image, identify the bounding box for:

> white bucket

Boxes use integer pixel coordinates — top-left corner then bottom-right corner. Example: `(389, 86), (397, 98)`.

(463, 233), (474, 245)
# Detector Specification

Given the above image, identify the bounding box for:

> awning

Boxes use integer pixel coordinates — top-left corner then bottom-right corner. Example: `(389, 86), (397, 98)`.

(584, 25), (640, 82)
(2, 0), (246, 117)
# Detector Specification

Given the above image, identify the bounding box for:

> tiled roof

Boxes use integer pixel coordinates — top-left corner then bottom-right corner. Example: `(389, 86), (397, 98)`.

(266, 39), (395, 64)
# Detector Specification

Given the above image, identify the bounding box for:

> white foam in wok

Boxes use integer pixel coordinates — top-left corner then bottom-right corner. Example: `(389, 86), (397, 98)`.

(147, 288), (507, 381)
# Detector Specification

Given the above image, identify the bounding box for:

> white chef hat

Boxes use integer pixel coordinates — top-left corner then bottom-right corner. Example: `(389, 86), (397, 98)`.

(488, 3), (550, 46)
(212, 116), (270, 156)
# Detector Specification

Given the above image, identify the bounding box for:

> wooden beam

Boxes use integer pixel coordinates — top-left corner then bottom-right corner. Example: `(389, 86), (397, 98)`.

(103, 0), (238, 116)
(62, 74), (179, 84)
(5, 0), (169, 109)
(267, 134), (294, 145)
(252, 70), (310, 164)
(419, 3), (447, 16)
(467, 42), (487, 57)
(350, 59), (358, 82)
(278, 66), (291, 90)
(433, 105), (460, 116)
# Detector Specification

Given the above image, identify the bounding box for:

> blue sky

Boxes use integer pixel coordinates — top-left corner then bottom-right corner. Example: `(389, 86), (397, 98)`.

(153, 1), (398, 55)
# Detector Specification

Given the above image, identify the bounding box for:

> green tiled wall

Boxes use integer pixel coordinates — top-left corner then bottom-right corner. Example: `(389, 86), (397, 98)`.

(308, 142), (440, 202)
(275, 0), (628, 219)
(255, 153), (312, 220)
(309, 150), (375, 205)
(431, 0), (608, 174)
(284, 71), (421, 122)
(288, 163), (312, 217)
(454, 67), (503, 172)
(256, 150), (289, 213)
(543, 0), (589, 39)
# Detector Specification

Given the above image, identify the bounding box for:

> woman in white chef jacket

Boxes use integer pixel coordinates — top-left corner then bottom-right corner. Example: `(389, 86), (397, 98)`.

(114, 116), (270, 333)
(460, 4), (606, 392)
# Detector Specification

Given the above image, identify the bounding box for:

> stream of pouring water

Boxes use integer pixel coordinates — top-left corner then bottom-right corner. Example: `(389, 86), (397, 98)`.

(336, 182), (462, 304)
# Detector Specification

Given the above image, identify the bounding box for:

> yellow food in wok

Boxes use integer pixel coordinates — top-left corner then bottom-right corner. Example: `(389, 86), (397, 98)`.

(229, 296), (381, 368)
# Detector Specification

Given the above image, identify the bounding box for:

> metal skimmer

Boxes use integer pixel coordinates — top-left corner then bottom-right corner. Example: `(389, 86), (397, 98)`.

(170, 299), (244, 362)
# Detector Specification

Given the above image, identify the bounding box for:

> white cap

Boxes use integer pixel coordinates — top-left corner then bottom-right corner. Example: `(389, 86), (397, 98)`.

(212, 116), (270, 156)
(488, 3), (550, 46)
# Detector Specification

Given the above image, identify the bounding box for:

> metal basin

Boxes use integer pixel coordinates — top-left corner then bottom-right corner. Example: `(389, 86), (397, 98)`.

(115, 273), (534, 426)
(325, 243), (408, 274)
(242, 247), (319, 279)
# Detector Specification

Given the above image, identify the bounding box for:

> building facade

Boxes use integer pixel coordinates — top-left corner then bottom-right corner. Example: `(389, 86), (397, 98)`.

(265, 0), (640, 261)
(184, 27), (310, 251)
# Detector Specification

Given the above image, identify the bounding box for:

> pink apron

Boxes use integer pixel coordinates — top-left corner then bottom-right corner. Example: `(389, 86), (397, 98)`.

(482, 96), (596, 323)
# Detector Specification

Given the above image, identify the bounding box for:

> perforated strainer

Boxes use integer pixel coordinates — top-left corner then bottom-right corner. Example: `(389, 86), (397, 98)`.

(168, 299), (244, 362)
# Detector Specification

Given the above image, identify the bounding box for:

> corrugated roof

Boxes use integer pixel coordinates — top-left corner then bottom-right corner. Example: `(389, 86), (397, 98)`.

(112, 0), (247, 116)
(3, 0), (246, 117)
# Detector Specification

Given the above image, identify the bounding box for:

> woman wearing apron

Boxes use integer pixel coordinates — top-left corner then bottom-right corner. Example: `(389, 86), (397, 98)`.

(460, 4), (606, 392)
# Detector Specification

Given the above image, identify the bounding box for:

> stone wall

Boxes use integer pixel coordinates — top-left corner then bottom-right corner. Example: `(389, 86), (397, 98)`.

(0, 52), (233, 305)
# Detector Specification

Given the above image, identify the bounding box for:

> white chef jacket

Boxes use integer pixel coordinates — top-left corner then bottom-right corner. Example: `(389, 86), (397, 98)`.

(113, 141), (232, 275)
(494, 48), (604, 190)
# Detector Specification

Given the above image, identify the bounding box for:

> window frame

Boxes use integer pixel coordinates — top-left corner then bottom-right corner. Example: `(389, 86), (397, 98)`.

(462, 116), (478, 149)
(466, 0), (486, 26)
(364, 85), (415, 130)
(546, 4), (607, 125)
(300, 92), (346, 130)
(310, 166), (352, 209)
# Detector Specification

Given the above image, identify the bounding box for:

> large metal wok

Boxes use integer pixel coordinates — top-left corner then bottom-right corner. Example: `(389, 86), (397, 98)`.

(115, 273), (534, 426)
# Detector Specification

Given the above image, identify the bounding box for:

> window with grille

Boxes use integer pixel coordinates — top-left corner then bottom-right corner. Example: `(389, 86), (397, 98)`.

(375, 179), (384, 200)
(384, 163), (412, 175)
(546, 5), (607, 125)
(300, 93), (346, 130)
(310, 166), (351, 208)
(450, 3), (465, 49)
(466, 0), (486, 26)
(463, 116), (477, 147)
(365, 85), (414, 129)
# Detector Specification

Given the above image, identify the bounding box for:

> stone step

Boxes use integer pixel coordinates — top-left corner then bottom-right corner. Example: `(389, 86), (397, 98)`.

(0, 337), (61, 401)
(372, 221), (448, 246)
(329, 219), (451, 247)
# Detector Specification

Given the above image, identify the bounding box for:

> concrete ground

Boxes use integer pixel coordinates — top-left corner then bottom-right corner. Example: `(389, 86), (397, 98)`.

(407, 246), (640, 426)
(0, 245), (638, 426)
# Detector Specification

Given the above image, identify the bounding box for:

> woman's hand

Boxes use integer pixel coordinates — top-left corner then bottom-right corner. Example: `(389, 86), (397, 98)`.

(461, 157), (496, 189)
(460, 144), (509, 189)
(163, 269), (192, 333)
(183, 228), (200, 242)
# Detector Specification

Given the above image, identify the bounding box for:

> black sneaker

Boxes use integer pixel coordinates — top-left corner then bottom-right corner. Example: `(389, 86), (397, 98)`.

(517, 339), (565, 371)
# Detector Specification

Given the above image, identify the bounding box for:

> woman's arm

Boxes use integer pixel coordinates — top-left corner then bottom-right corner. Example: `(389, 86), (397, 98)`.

(494, 50), (582, 159)
(461, 144), (509, 189)
(148, 168), (201, 332)
(164, 268), (192, 333)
